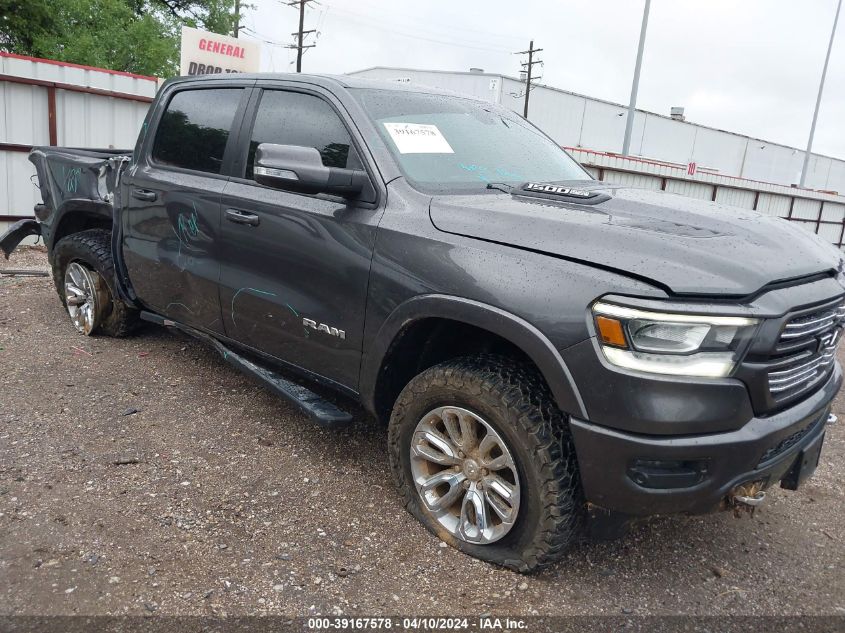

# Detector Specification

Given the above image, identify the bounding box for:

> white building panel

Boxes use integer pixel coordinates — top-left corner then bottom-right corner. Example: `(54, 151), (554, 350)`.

(56, 90), (147, 149)
(664, 179), (713, 200)
(0, 53), (158, 99)
(602, 171), (662, 190)
(579, 99), (627, 153)
(0, 151), (40, 217)
(802, 154), (833, 191)
(826, 161), (845, 193)
(791, 198), (822, 221)
(714, 187), (756, 209)
(817, 223), (841, 243)
(740, 142), (803, 186)
(689, 126), (747, 176)
(756, 193), (792, 217)
(821, 202), (845, 223)
(0, 82), (50, 145)
(638, 114), (697, 166)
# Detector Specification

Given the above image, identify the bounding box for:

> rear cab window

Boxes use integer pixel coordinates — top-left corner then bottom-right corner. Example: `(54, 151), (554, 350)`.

(151, 88), (243, 174)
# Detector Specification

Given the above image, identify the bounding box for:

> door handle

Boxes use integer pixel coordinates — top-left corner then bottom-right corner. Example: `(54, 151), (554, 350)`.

(131, 189), (157, 202)
(225, 208), (260, 227)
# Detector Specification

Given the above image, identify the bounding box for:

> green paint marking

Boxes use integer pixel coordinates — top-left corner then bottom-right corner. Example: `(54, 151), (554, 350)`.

(230, 287), (277, 328)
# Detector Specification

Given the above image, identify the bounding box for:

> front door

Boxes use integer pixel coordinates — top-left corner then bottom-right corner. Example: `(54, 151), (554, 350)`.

(218, 87), (383, 389)
(122, 84), (249, 333)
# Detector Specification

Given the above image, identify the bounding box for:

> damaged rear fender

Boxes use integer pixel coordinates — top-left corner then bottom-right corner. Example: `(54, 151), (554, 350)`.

(0, 219), (41, 259)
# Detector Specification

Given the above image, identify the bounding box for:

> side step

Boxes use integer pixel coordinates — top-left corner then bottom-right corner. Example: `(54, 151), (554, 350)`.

(141, 311), (353, 428)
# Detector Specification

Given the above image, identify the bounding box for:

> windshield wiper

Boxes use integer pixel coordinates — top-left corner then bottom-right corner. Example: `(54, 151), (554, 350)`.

(485, 182), (514, 194)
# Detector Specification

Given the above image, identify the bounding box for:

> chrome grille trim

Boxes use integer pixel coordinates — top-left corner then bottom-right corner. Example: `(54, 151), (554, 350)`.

(780, 304), (843, 340)
(768, 299), (844, 399)
(768, 354), (836, 393)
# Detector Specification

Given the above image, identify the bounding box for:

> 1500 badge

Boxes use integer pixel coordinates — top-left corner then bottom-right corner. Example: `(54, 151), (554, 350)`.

(524, 182), (594, 197)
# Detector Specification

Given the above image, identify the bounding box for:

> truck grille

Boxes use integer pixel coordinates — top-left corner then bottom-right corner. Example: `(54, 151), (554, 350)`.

(780, 304), (845, 341)
(766, 301), (844, 402)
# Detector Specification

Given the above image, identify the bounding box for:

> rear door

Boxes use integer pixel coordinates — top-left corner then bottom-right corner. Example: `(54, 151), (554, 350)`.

(218, 84), (384, 389)
(122, 81), (252, 333)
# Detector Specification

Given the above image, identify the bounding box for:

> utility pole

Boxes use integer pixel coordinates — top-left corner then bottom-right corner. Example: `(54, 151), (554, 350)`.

(515, 40), (543, 118)
(622, 0), (651, 156)
(800, 0), (842, 188)
(285, 0), (316, 73)
(233, 0), (240, 38)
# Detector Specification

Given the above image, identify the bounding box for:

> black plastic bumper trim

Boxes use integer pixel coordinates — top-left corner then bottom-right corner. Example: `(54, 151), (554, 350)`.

(570, 363), (841, 515)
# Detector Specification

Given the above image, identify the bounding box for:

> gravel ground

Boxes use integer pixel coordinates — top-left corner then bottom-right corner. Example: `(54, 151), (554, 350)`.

(1, 246), (844, 618)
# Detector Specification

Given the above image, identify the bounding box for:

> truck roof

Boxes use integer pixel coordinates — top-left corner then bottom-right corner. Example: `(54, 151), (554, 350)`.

(164, 72), (468, 98)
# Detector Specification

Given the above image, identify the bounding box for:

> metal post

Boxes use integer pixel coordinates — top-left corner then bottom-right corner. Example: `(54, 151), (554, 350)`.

(523, 41), (533, 118)
(234, 0), (240, 38)
(622, 0), (651, 156)
(799, 0), (842, 188)
(296, 0), (305, 73)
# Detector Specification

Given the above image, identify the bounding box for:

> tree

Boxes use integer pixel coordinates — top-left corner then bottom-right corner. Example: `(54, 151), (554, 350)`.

(0, 0), (245, 77)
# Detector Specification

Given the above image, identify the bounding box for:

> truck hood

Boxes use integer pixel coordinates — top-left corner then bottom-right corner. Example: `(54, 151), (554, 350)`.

(429, 182), (843, 296)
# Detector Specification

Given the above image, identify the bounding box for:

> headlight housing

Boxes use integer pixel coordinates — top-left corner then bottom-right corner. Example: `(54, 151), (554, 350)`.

(591, 301), (759, 378)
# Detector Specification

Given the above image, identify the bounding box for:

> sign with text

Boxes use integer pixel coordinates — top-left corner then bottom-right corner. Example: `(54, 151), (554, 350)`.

(180, 26), (261, 76)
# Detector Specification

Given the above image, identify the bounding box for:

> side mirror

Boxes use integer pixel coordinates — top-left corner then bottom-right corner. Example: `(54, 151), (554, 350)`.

(253, 143), (372, 200)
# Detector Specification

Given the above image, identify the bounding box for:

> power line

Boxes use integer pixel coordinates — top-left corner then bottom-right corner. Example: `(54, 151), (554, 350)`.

(322, 0), (526, 46)
(515, 40), (543, 119)
(325, 7), (513, 54)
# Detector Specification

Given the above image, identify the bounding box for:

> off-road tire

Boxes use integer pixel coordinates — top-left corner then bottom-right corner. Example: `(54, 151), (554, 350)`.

(388, 355), (585, 572)
(52, 229), (138, 337)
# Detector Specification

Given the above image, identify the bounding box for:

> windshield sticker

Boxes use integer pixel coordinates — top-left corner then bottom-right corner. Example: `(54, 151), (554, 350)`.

(383, 122), (454, 154)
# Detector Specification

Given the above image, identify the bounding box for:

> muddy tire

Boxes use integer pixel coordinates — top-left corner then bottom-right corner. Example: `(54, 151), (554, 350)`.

(52, 229), (138, 337)
(388, 355), (585, 572)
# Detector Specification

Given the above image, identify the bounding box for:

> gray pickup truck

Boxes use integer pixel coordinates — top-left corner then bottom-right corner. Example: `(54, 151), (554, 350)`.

(2, 73), (843, 572)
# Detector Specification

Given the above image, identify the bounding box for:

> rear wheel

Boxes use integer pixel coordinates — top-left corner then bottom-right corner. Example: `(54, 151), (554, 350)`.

(388, 356), (585, 572)
(52, 229), (138, 337)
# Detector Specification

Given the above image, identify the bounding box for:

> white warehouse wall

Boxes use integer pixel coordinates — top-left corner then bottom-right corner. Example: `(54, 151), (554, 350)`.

(0, 53), (156, 238)
(348, 67), (845, 194)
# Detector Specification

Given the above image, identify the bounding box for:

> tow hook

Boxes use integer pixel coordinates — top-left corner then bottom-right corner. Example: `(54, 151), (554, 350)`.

(729, 481), (766, 517)
(827, 413), (838, 425)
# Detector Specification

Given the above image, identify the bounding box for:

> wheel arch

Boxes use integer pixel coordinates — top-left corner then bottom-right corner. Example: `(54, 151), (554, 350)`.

(360, 295), (587, 423)
(46, 201), (113, 256)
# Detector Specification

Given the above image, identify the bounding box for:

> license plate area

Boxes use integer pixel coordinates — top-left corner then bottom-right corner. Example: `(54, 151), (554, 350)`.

(780, 431), (825, 491)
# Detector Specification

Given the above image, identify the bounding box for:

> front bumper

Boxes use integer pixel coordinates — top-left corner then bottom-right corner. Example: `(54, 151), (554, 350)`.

(570, 363), (841, 516)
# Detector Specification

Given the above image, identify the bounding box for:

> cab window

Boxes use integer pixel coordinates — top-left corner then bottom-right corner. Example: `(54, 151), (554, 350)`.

(152, 88), (242, 174)
(246, 90), (363, 179)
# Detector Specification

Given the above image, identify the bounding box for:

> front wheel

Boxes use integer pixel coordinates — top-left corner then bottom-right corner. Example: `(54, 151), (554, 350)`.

(388, 356), (585, 572)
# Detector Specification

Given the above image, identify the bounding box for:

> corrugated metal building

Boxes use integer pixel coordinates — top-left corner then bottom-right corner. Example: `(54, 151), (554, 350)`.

(0, 52), (157, 236)
(347, 67), (845, 194)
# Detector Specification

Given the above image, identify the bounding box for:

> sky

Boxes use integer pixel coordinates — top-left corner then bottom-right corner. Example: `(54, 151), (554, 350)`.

(240, 0), (845, 159)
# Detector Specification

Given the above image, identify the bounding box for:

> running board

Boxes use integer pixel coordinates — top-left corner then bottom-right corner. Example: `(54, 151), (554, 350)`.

(140, 311), (353, 428)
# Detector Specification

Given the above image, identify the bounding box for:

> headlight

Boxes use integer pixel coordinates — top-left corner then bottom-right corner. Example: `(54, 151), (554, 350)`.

(591, 301), (759, 378)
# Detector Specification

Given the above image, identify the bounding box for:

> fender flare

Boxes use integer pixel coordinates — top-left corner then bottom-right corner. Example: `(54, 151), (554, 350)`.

(359, 294), (588, 419)
(45, 200), (113, 253)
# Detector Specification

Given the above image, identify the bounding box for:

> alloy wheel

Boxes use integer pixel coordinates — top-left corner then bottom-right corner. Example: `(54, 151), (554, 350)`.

(410, 406), (521, 544)
(63, 262), (105, 335)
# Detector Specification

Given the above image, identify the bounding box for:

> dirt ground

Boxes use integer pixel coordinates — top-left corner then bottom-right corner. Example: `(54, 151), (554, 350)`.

(1, 246), (844, 618)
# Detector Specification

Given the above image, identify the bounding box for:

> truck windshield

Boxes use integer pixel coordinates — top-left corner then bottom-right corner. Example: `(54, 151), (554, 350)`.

(351, 88), (591, 194)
